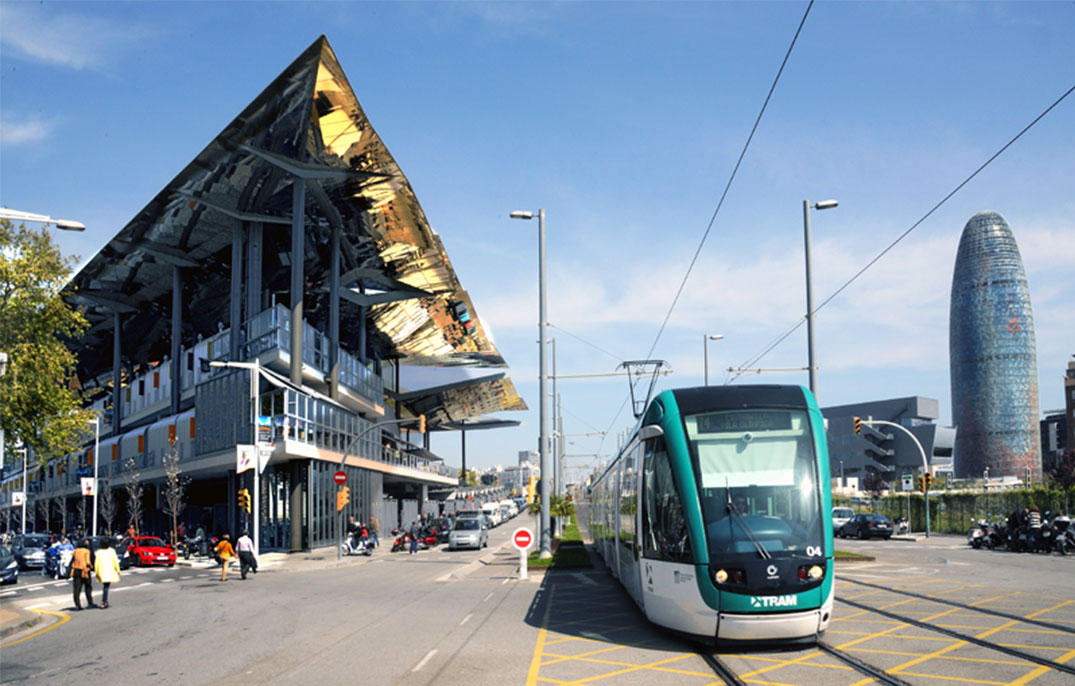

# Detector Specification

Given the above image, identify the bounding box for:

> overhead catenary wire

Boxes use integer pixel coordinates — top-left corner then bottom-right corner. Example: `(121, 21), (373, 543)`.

(596, 1), (816, 454)
(730, 82), (1075, 379)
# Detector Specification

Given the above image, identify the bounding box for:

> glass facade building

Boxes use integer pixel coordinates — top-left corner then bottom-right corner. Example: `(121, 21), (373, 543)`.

(949, 211), (1041, 479)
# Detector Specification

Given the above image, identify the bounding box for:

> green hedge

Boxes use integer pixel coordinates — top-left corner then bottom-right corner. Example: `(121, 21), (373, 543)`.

(835, 486), (1075, 534)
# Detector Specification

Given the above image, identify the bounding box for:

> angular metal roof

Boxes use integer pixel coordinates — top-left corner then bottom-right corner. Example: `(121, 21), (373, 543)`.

(64, 35), (523, 417)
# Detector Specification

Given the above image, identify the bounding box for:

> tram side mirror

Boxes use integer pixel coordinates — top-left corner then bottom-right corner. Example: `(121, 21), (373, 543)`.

(638, 425), (664, 441)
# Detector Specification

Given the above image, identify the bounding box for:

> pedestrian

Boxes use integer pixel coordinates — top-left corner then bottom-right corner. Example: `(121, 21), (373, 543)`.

(369, 513), (380, 548)
(93, 537), (121, 609)
(409, 520), (420, 554)
(71, 538), (95, 610)
(216, 534), (236, 581)
(236, 530), (258, 580)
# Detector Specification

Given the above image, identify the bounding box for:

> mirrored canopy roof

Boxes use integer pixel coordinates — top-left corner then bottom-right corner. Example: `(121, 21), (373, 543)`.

(63, 36), (516, 417)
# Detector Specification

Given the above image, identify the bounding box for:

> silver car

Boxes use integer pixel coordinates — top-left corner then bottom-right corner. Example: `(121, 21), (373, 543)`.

(448, 517), (487, 551)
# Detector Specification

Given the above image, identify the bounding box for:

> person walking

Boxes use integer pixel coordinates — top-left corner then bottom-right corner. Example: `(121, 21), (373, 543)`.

(408, 520), (420, 555)
(216, 534), (236, 581)
(236, 530), (258, 580)
(369, 513), (380, 548)
(71, 539), (95, 610)
(93, 538), (121, 608)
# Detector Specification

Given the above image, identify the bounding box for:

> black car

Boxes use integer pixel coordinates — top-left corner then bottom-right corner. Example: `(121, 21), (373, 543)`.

(839, 514), (894, 540)
(12, 534), (52, 570)
(0, 544), (19, 584)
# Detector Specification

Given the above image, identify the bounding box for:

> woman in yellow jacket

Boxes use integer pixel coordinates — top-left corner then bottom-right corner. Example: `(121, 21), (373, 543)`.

(93, 538), (121, 609)
(216, 534), (236, 581)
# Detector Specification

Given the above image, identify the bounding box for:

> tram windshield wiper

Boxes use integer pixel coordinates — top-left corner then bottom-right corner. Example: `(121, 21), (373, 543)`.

(726, 488), (771, 560)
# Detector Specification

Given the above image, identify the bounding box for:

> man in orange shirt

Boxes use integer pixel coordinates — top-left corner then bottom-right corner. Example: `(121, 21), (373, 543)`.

(70, 539), (95, 609)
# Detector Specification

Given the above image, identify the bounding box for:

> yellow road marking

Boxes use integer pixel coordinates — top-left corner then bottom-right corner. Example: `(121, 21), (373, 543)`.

(0, 609), (70, 648)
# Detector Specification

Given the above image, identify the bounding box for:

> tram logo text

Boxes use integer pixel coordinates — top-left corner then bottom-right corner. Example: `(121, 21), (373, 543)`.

(750, 595), (799, 609)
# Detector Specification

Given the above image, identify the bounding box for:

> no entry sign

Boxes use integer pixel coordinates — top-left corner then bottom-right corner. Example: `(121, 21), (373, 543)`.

(333, 470), (347, 485)
(512, 527), (534, 551)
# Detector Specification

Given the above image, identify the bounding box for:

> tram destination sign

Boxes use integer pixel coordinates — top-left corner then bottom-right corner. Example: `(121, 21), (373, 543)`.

(697, 410), (791, 433)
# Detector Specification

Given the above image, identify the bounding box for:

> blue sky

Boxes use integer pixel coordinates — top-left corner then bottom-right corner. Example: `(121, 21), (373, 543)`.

(2, 1), (1073, 478)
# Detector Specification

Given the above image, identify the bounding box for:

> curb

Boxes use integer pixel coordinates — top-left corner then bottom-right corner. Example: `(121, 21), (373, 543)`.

(0, 608), (46, 644)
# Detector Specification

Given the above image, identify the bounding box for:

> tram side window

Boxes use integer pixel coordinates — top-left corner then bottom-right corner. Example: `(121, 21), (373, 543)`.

(620, 446), (638, 556)
(642, 437), (691, 563)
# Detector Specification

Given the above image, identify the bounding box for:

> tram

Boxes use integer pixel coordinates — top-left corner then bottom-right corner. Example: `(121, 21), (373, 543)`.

(588, 385), (834, 644)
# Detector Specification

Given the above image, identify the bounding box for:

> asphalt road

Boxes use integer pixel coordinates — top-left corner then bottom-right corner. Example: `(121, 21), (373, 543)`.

(1, 519), (541, 686)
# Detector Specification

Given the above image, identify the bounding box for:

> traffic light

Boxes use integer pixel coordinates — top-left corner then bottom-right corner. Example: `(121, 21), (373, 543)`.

(418, 414), (426, 434)
(336, 486), (350, 512)
(924, 473), (932, 491)
(853, 417), (862, 435)
(917, 476), (926, 493)
(238, 488), (251, 514)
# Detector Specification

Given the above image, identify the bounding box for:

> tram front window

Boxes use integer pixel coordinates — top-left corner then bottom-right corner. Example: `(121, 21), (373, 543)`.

(685, 408), (823, 557)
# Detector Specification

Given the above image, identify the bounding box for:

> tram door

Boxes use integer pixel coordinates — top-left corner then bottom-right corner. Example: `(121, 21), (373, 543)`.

(640, 437), (710, 635)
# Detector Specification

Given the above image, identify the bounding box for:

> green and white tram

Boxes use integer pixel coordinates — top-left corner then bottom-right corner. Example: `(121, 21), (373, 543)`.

(589, 385), (834, 644)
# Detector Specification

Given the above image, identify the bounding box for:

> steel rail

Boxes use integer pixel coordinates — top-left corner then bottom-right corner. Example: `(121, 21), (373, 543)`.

(838, 576), (1075, 635)
(837, 595), (1075, 677)
(817, 641), (913, 686)
(698, 652), (747, 686)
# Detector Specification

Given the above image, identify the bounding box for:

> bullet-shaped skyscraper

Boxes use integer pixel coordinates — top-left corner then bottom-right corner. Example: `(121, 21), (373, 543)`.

(949, 211), (1041, 480)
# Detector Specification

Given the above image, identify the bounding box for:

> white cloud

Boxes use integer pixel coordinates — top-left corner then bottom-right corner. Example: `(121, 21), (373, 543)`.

(0, 4), (154, 70)
(0, 117), (55, 146)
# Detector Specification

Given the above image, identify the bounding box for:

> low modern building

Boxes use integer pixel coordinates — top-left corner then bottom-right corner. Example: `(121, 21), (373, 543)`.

(823, 397), (956, 486)
(1, 36), (525, 548)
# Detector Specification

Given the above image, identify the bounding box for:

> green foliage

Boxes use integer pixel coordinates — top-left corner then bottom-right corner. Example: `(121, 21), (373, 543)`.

(866, 485), (1075, 534)
(0, 219), (91, 461)
(457, 469), (480, 487)
(1049, 449), (1075, 491)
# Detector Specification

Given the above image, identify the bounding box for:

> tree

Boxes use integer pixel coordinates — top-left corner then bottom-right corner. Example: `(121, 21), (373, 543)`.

(161, 442), (189, 545)
(0, 219), (92, 462)
(98, 478), (116, 535)
(76, 493), (87, 535)
(50, 492), (66, 534)
(1048, 448), (1075, 491)
(124, 458), (144, 535)
(861, 470), (888, 512)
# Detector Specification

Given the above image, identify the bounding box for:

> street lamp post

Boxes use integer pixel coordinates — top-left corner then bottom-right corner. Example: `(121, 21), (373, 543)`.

(0, 208), (86, 231)
(510, 209), (552, 559)
(90, 416), (100, 536)
(703, 334), (725, 386)
(803, 199), (838, 400)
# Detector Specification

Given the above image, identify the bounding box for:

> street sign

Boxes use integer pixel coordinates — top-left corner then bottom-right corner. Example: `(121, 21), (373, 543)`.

(334, 470), (347, 485)
(81, 478), (96, 496)
(901, 475), (913, 492)
(512, 527), (533, 551)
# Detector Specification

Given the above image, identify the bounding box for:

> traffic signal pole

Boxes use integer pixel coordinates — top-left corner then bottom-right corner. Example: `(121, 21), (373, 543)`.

(862, 419), (932, 537)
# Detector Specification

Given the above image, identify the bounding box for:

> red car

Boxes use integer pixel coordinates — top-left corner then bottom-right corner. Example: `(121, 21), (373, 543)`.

(118, 536), (177, 568)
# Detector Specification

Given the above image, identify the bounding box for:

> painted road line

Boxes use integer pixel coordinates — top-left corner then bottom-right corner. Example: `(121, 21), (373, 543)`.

(180, 575), (193, 579)
(0, 591), (17, 597)
(460, 613), (472, 626)
(0, 609), (70, 649)
(161, 579), (175, 583)
(412, 649), (437, 672)
(483, 592), (494, 602)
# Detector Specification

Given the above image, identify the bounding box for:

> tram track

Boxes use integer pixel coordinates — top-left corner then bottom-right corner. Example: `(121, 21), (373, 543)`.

(816, 641), (913, 686)
(697, 651), (747, 686)
(836, 594), (1075, 677)
(837, 575), (1075, 635)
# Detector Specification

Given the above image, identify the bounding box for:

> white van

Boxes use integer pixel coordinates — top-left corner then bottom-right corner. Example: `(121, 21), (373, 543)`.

(832, 507), (854, 534)
(481, 502), (502, 527)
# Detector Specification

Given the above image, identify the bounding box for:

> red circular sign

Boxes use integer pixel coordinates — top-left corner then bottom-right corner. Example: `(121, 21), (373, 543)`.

(333, 470), (347, 485)
(512, 528), (533, 551)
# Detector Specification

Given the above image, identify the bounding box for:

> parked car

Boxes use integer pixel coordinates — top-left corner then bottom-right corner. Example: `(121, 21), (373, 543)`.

(840, 513), (894, 540)
(448, 517), (488, 551)
(12, 534), (52, 570)
(0, 544), (19, 584)
(118, 536), (177, 569)
(832, 507), (855, 534)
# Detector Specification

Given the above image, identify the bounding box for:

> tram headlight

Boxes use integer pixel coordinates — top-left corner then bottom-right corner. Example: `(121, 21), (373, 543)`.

(715, 569), (728, 584)
(797, 564), (824, 581)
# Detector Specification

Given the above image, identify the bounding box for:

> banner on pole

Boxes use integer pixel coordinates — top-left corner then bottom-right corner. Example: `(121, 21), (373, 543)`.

(12, 492), (24, 506)
(237, 444), (256, 474)
(81, 478), (96, 496)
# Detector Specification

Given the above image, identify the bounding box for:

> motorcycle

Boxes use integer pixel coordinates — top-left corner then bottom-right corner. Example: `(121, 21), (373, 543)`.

(967, 520), (988, 549)
(894, 517), (909, 536)
(43, 548), (74, 579)
(1053, 516), (1074, 555)
(341, 535), (374, 557)
(986, 518), (1006, 550)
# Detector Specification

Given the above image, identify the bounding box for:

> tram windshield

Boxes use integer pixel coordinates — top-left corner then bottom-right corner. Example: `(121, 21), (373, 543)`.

(685, 408), (823, 558)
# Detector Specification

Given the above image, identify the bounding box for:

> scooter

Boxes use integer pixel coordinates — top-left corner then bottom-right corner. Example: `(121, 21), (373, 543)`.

(967, 520), (987, 549)
(43, 548), (74, 579)
(341, 535), (374, 557)
(1053, 516), (1074, 555)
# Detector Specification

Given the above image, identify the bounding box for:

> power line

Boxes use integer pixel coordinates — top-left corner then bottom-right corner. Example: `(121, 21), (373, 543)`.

(732, 82), (1075, 377)
(597, 0), (815, 452)
(548, 323), (624, 363)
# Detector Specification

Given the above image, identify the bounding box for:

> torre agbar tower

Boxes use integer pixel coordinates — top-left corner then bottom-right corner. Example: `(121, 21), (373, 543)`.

(949, 211), (1041, 480)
